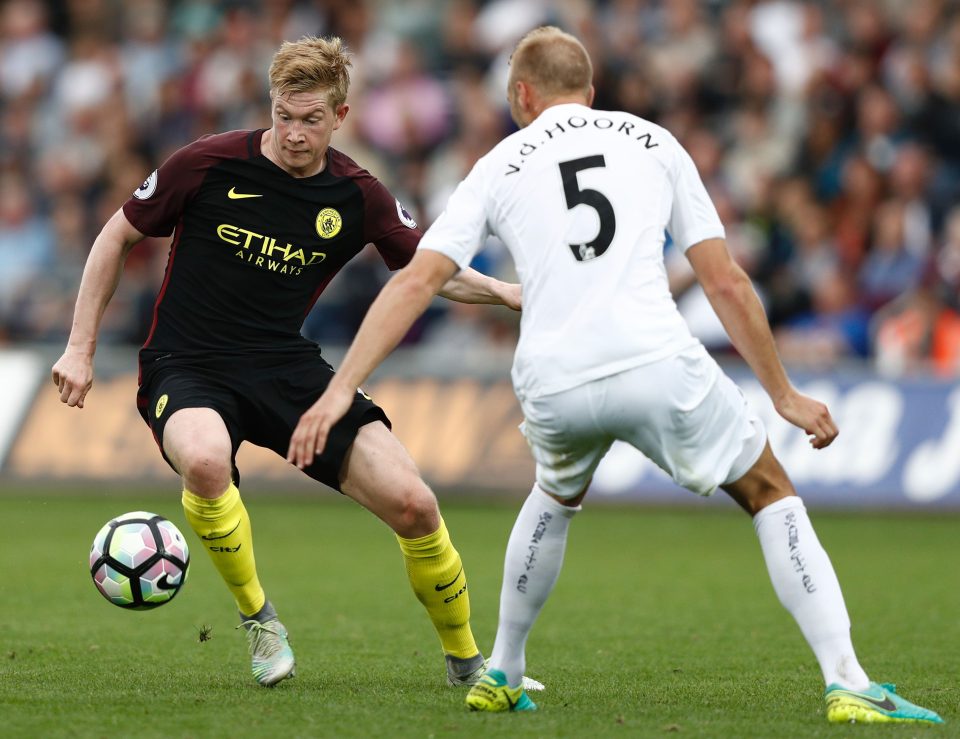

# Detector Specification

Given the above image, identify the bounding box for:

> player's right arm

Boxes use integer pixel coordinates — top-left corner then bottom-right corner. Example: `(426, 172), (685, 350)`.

(52, 209), (145, 408)
(686, 238), (838, 449)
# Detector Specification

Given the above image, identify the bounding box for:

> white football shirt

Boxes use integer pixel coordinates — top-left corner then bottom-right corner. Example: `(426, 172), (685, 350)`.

(419, 103), (725, 398)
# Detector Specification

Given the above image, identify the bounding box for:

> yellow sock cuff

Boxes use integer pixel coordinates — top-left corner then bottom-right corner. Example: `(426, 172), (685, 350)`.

(182, 483), (240, 519)
(396, 518), (449, 557)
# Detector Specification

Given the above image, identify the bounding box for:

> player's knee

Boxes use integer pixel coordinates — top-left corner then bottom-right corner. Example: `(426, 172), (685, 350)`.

(392, 481), (440, 537)
(720, 441), (795, 515)
(730, 470), (793, 516)
(178, 450), (233, 497)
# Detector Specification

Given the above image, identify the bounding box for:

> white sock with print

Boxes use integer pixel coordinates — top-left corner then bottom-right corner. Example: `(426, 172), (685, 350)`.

(753, 496), (870, 690)
(489, 484), (580, 688)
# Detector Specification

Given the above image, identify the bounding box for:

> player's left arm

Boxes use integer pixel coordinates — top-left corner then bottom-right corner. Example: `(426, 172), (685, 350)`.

(687, 238), (838, 449)
(669, 135), (836, 449)
(437, 267), (521, 310)
(287, 249), (459, 468)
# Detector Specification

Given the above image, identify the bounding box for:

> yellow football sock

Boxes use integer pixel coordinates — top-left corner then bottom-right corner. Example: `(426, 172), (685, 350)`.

(181, 484), (265, 618)
(396, 518), (478, 659)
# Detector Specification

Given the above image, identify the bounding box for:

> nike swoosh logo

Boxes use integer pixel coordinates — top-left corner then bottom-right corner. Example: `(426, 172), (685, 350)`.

(434, 566), (464, 591)
(505, 692), (518, 710)
(200, 520), (241, 540)
(858, 694), (897, 711)
(832, 690), (897, 712)
(227, 187), (263, 199)
(156, 573), (178, 590)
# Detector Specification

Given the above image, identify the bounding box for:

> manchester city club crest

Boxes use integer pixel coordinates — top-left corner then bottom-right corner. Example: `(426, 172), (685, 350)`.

(316, 207), (343, 239)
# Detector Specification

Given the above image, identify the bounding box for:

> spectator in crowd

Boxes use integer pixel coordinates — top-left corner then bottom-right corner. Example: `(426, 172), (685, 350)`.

(936, 205), (960, 298)
(0, 0), (63, 99)
(830, 155), (884, 271)
(777, 267), (872, 367)
(0, 173), (54, 322)
(358, 39), (452, 159)
(859, 199), (925, 312)
(873, 261), (960, 377)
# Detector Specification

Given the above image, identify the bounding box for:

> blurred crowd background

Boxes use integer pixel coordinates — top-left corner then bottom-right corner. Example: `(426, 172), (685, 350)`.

(3, 0), (960, 376)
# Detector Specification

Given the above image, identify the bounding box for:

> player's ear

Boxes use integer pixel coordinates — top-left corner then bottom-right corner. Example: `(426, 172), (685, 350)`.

(517, 80), (532, 111)
(334, 103), (350, 129)
(586, 85), (596, 107)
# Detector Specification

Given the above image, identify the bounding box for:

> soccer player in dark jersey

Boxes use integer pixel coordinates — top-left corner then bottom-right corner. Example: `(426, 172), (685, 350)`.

(51, 36), (523, 689)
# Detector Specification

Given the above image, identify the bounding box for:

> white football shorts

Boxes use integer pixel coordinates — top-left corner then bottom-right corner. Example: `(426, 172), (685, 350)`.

(518, 345), (766, 499)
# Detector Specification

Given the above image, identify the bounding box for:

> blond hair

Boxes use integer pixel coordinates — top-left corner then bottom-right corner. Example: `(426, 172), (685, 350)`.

(268, 36), (352, 107)
(510, 26), (592, 99)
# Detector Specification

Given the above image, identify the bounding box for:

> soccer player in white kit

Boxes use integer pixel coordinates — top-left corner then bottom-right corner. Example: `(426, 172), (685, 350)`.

(289, 27), (943, 725)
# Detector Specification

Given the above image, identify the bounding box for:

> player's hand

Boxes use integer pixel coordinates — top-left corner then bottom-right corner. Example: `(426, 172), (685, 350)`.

(286, 384), (355, 469)
(774, 390), (838, 450)
(501, 282), (522, 311)
(51, 349), (95, 408)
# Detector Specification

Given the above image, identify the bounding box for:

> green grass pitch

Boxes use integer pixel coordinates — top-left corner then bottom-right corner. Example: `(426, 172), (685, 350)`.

(0, 491), (956, 738)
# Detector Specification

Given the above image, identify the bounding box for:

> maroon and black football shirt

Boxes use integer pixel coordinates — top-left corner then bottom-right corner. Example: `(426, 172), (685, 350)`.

(123, 129), (422, 360)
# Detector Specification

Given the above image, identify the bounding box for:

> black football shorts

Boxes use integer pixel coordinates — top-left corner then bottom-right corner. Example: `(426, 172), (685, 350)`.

(136, 350), (390, 491)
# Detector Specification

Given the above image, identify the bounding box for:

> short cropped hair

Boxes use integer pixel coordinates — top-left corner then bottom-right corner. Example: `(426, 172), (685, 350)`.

(510, 26), (592, 99)
(268, 36), (352, 107)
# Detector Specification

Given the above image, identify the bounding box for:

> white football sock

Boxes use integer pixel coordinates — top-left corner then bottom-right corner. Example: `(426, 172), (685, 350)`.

(753, 496), (870, 691)
(489, 484), (580, 687)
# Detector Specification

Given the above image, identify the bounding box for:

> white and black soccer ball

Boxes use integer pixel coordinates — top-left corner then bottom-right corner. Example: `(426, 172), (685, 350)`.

(89, 511), (190, 610)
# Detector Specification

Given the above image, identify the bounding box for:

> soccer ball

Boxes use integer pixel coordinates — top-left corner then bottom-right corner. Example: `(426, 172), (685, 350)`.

(89, 511), (190, 609)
